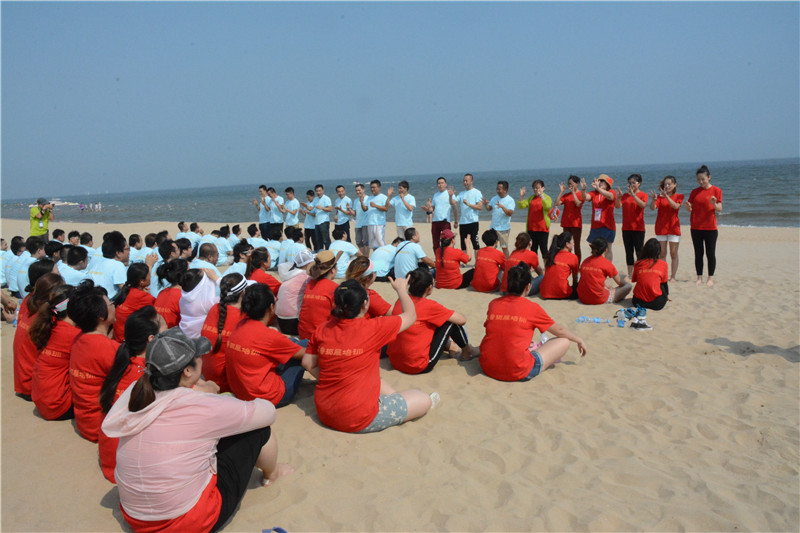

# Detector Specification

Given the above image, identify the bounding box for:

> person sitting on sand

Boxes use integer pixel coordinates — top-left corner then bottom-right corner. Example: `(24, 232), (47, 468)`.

(58, 245), (89, 286)
(112, 263), (156, 343)
(434, 228), (474, 289)
(577, 238), (632, 305)
(297, 250), (341, 341)
(303, 278), (438, 433)
(98, 306), (166, 483)
(345, 256), (392, 318)
(393, 227), (435, 280)
(480, 264), (588, 382)
(631, 238), (670, 311)
(275, 250), (315, 336)
(539, 231), (580, 300)
(245, 247), (282, 295)
(470, 229), (506, 293)
(102, 327), (293, 532)
(500, 232), (544, 295)
(179, 268), (219, 338)
(387, 268), (478, 374)
(153, 258), (187, 328)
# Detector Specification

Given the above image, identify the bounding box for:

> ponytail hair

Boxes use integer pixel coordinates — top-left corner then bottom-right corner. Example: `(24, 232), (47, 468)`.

(157, 258), (188, 290)
(99, 306), (161, 413)
(245, 247), (270, 278)
(113, 263), (150, 307)
(331, 279), (368, 319)
(506, 263), (533, 296)
(240, 282), (275, 321)
(407, 268), (433, 297)
(26, 273), (63, 315)
(68, 279), (110, 333)
(214, 273), (245, 351)
(439, 236), (453, 268)
(128, 357), (198, 413)
(514, 232), (532, 252)
(179, 269), (204, 293)
(546, 231), (573, 268)
(29, 284), (74, 350)
(344, 256), (374, 287)
(589, 237), (609, 257)
(640, 238), (661, 267)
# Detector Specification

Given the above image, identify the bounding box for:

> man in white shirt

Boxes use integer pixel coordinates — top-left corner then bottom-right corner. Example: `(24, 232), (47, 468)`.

(253, 184), (272, 239)
(267, 187), (285, 236)
(426, 176), (457, 254)
(279, 187), (301, 228)
(302, 184), (333, 251)
(353, 183), (370, 257)
(386, 180), (416, 239)
(363, 179), (388, 250)
(453, 173), (484, 263)
(88, 231), (129, 299)
(328, 227), (362, 278)
(393, 227), (435, 280)
(333, 185), (353, 242)
(485, 180), (516, 259)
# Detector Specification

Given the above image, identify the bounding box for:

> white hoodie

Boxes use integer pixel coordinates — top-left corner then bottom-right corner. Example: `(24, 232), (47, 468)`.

(179, 273), (218, 338)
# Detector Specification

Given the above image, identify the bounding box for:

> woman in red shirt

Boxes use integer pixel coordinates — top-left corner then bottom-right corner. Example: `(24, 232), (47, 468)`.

(434, 229), (473, 289)
(686, 164), (723, 287)
(470, 229), (506, 293)
(98, 305), (166, 483)
(480, 264), (587, 382)
(501, 233), (544, 294)
(649, 175), (684, 281)
(304, 278), (437, 433)
(245, 247), (282, 295)
(112, 263), (156, 342)
(297, 250), (342, 340)
(554, 175), (586, 262)
(387, 268), (478, 374)
(227, 283), (306, 407)
(585, 174), (618, 261)
(200, 273), (251, 393)
(631, 239), (669, 311)
(69, 280), (120, 442)
(345, 256), (391, 317)
(539, 232), (579, 300)
(577, 238), (632, 305)
(153, 258), (188, 328)
(615, 174), (649, 277)
(30, 284), (80, 420)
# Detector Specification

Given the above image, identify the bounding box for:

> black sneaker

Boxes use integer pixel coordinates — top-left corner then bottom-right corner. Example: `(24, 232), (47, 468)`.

(629, 319), (653, 331)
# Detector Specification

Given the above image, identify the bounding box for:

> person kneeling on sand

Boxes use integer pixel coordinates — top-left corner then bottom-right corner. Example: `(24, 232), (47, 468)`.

(480, 264), (587, 382)
(102, 327), (292, 532)
(303, 278), (439, 433)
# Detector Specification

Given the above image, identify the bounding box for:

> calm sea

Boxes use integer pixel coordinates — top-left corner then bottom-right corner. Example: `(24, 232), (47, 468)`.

(2, 158), (798, 229)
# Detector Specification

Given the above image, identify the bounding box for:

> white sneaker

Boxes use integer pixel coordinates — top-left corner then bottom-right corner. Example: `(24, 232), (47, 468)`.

(429, 392), (441, 409)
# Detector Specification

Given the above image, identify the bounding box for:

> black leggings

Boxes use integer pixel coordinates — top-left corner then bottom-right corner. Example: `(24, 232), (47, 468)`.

(459, 222), (480, 252)
(632, 282), (669, 311)
(622, 230), (645, 267)
(458, 269), (475, 289)
(527, 231), (549, 263)
(691, 229), (718, 276)
(424, 322), (470, 373)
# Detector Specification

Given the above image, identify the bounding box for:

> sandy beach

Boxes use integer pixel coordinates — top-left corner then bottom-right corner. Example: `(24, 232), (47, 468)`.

(1, 217), (798, 532)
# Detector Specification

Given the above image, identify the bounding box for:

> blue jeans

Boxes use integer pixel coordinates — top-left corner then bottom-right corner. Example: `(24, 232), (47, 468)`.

(276, 360), (305, 407)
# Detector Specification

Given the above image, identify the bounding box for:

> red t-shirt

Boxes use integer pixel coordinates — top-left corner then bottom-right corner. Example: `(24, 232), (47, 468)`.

(200, 305), (243, 393)
(539, 250), (580, 299)
(13, 296), (37, 396)
(311, 315), (402, 432)
(577, 255), (617, 305)
(632, 259), (669, 302)
(154, 286), (181, 329)
(589, 190), (617, 230)
(366, 289), (391, 318)
(471, 247), (506, 292)
(31, 320), (81, 420)
(434, 247), (470, 289)
(654, 194), (684, 235)
(298, 278), (338, 340)
(689, 186), (722, 230)
(501, 249), (540, 292)
(226, 319), (301, 405)
(479, 296), (555, 381)
(69, 333), (121, 442)
(525, 195), (547, 232)
(121, 474), (221, 533)
(620, 192), (649, 231)
(249, 269), (282, 295)
(98, 355), (146, 484)
(386, 297), (454, 374)
(113, 288), (156, 342)
(560, 191), (584, 228)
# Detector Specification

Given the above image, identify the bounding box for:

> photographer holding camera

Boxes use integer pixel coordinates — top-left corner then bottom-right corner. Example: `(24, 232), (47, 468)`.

(30, 197), (55, 240)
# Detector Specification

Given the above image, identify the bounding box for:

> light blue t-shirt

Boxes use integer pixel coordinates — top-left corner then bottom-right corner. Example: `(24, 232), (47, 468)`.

(354, 196), (369, 229)
(432, 191), (453, 222)
(329, 240), (359, 279)
(266, 240), (282, 269)
(258, 197), (270, 223)
(278, 240), (295, 265)
(88, 257), (127, 299)
(175, 231), (191, 242)
(247, 236), (270, 249)
(59, 263), (88, 286)
(199, 235), (217, 246)
(128, 247), (145, 264)
(187, 232), (202, 251)
(334, 196), (353, 225)
(225, 261), (247, 278)
(370, 244), (397, 277)
(228, 234), (240, 248)
(268, 196), (285, 224)
(313, 195), (332, 225)
(284, 198), (301, 226)
(457, 188), (484, 225)
(0, 250), (7, 286)
(303, 209), (316, 230)
(189, 258), (222, 279)
(150, 259), (166, 297)
(390, 193), (416, 227)
(393, 241), (428, 280)
(489, 194), (515, 231)
(366, 194), (388, 226)
(16, 254), (37, 298)
(215, 238), (232, 267)
(4, 252), (21, 291)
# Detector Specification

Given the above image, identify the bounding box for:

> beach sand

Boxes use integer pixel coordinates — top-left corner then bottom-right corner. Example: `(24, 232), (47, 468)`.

(1, 217), (798, 532)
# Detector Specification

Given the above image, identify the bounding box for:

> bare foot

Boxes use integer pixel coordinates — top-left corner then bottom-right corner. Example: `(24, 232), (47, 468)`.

(262, 463), (295, 486)
(706, 278), (714, 287)
(695, 278), (703, 286)
(457, 345), (480, 361)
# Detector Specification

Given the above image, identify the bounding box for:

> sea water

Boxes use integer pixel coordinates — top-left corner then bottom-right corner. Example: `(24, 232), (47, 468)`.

(2, 158), (798, 228)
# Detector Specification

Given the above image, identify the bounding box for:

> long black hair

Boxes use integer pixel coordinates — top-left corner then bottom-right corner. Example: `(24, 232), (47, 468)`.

(29, 284), (74, 351)
(332, 279), (368, 319)
(545, 232), (573, 269)
(113, 263), (150, 307)
(68, 280), (110, 333)
(213, 273), (246, 352)
(240, 282), (275, 321)
(156, 258), (188, 290)
(408, 268), (434, 298)
(639, 238), (661, 268)
(100, 306), (161, 413)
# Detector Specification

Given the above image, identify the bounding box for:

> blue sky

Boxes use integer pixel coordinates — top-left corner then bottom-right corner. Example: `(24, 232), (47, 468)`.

(2, 1), (798, 199)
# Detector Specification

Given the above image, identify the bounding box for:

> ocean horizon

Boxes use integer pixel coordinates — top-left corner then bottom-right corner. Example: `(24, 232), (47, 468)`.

(3, 157), (798, 229)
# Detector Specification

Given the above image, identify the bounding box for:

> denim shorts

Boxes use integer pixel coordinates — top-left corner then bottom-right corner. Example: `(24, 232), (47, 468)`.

(587, 227), (616, 243)
(520, 350), (543, 382)
(357, 393), (409, 433)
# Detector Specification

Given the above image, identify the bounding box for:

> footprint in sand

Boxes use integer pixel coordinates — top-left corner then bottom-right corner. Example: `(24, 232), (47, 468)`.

(696, 422), (718, 440)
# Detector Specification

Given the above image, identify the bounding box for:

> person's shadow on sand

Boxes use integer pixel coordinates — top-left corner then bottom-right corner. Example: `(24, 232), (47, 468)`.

(707, 337), (800, 363)
(100, 486), (131, 531)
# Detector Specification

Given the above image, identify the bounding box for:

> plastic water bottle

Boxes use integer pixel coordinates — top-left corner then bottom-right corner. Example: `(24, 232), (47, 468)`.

(12, 307), (19, 328)
(576, 316), (587, 323)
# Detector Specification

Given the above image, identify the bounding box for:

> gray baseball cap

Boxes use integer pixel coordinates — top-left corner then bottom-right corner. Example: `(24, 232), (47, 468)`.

(145, 327), (212, 375)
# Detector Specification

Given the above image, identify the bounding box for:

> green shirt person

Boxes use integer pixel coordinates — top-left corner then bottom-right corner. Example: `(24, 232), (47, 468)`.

(30, 198), (54, 239)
